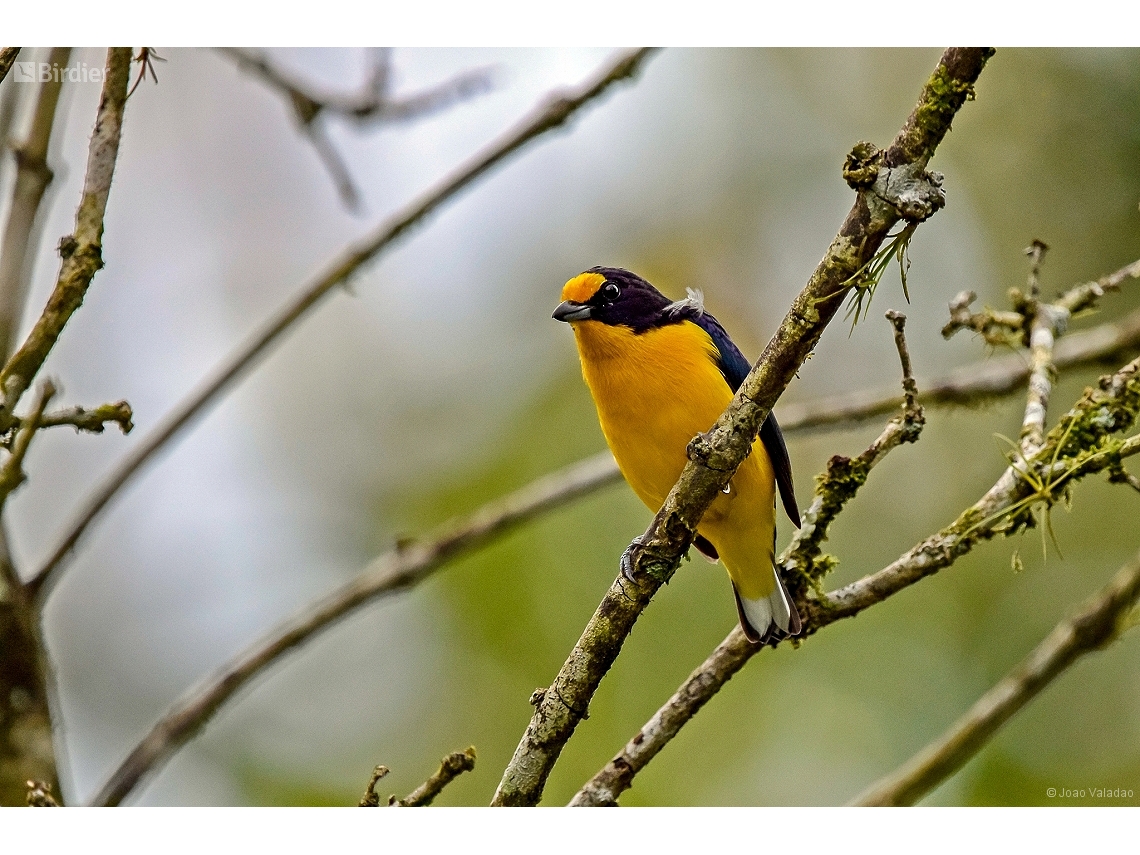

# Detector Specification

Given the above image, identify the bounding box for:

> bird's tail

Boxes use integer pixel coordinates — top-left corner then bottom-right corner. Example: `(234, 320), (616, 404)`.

(733, 576), (802, 644)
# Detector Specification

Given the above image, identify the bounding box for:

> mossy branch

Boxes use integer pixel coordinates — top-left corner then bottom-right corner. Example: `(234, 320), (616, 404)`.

(852, 549), (1140, 806)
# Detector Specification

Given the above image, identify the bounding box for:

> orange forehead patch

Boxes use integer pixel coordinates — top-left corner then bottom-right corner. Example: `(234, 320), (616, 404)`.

(561, 271), (605, 303)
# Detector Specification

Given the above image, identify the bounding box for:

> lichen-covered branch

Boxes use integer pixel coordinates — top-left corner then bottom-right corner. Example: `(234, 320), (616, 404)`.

(0, 51), (134, 805)
(852, 549), (1140, 806)
(0, 47), (71, 361)
(571, 313), (926, 806)
(87, 451), (620, 806)
(0, 48), (132, 419)
(493, 46), (994, 808)
(573, 355), (1140, 806)
(822, 356), (1140, 623)
(29, 47), (658, 602)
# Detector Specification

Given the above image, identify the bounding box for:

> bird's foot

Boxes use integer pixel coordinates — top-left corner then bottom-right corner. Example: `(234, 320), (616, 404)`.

(620, 535), (648, 584)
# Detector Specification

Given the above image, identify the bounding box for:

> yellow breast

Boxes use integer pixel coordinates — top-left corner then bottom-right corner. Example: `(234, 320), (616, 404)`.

(570, 318), (766, 512)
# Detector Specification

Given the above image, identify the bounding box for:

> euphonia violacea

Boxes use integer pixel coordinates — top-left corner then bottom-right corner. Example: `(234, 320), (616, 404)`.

(553, 267), (802, 643)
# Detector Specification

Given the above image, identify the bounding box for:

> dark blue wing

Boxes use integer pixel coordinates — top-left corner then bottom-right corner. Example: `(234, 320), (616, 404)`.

(691, 313), (801, 527)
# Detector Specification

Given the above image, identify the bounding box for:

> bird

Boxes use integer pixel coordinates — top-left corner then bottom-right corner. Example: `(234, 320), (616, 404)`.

(553, 266), (802, 643)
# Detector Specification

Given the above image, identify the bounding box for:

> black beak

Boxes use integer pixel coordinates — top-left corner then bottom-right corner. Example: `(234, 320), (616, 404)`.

(552, 300), (592, 322)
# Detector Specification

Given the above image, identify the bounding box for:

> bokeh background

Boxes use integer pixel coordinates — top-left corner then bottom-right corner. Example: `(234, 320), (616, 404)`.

(2, 47), (1139, 806)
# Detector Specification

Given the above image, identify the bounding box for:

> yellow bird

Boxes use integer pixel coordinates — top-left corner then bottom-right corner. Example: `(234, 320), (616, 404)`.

(553, 267), (801, 643)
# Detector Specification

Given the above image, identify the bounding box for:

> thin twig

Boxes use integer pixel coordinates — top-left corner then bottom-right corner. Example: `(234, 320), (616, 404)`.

(393, 747), (476, 807)
(1025, 239), (1047, 299)
(852, 549), (1140, 806)
(0, 379), (54, 504)
(358, 765), (389, 807)
(28, 47), (659, 602)
(572, 356), (1140, 806)
(87, 451), (620, 806)
(0, 49), (132, 420)
(221, 47), (495, 125)
(0, 381), (54, 593)
(571, 312), (927, 806)
(494, 46), (994, 808)
(0, 47), (72, 361)
(776, 300), (1140, 432)
(220, 48), (496, 210)
(34, 400), (133, 434)
(1020, 242), (1055, 454)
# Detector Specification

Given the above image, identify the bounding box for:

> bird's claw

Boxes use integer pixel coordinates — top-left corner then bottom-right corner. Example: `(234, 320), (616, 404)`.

(620, 536), (647, 584)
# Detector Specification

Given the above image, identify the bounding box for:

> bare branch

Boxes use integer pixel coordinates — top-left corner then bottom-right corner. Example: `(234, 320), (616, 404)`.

(494, 46), (994, 808)
(28, 47), (659, 601)
(852, 549), (1140, 806)
(358, 747), (477, 807)
(0, 379), (54, 505)
(87, 451), (620, 806)
(941, 289), (1024, 346)
(394, 747), (476, 807)
(773, 301), (1140, 433)
(1055, 257), (1140, 316)
(0, 49), (132, 420)
(34, 400), (133, 434)
(0, 47), (72, 360)
(220, 47), (495, 125)
(0, 48), (19, 86)
(358, 765), (389, 807)
(219, 48), (497, 209)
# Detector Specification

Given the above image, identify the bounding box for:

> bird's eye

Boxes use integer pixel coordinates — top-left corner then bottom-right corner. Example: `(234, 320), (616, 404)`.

(600, 282), (620, 302)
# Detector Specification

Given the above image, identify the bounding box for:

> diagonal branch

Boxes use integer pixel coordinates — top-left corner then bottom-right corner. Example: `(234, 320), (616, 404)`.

(394, 746), (477, 807)
(0, 46), (71, 361)
(0, 49), (132, 420)
(219, 48), (497, 210)
(27, 47), (659, 602)
(493, 46), (995, 808)
(573, 355), (1140, 806)
(852, 549), (1140, 806)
